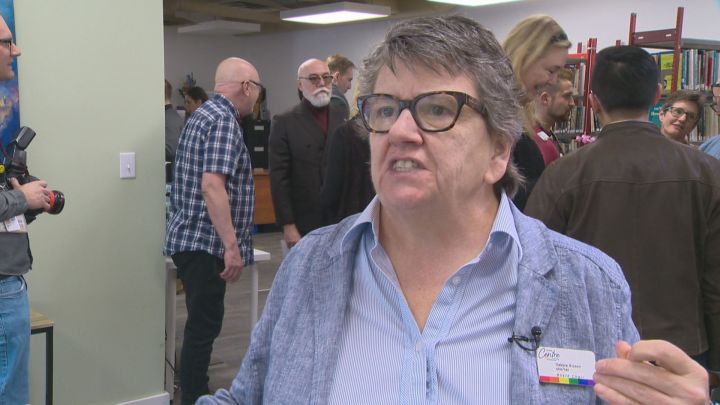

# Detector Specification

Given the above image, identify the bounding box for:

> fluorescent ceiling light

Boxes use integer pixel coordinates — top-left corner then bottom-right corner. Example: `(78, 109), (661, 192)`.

(427, 0), (522, 6)
(280, 2), (390, 24)
(178, 20), (261, 35)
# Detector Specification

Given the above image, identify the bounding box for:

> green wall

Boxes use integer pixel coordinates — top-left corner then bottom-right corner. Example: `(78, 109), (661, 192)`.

(14, 1), (167, 403)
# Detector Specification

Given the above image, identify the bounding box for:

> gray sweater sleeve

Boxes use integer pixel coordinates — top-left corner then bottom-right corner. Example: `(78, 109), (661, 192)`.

(0, 189), (28, 221)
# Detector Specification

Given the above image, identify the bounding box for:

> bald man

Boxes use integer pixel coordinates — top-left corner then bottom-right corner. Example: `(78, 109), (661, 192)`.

(269, 58), (345, 249)
(165, 57), (262, 405)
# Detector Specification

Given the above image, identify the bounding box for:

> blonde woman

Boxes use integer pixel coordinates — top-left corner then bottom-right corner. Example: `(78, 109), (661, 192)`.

(502, 15), (571, 210)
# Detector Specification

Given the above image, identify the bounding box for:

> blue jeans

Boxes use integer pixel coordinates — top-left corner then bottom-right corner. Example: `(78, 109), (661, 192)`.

(0, 276), (29, 404)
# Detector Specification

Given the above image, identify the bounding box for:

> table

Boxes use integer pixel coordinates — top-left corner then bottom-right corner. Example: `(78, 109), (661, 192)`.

(30, 309), (54, 405)
(250, 249), (271, 327)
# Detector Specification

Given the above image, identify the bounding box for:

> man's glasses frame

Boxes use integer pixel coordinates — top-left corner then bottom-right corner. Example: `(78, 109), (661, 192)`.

(665, 105), (700, 122)
(711, 84), (720, 114)
(0, 38), (14, 51)
(298, 74), (333, 86)
(243, 80), (264, 91)
(357, 91), (487, 134)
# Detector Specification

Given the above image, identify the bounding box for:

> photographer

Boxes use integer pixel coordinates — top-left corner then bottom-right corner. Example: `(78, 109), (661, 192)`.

(0, 12), (51, 404)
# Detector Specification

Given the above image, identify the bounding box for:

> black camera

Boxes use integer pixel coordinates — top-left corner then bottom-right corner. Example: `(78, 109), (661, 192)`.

(2, 126), (65, 221)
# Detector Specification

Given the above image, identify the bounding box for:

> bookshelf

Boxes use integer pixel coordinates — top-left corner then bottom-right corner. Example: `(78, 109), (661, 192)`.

(555, 38), (598, 152)
(629, 7), (720, 93)
(629, 7), (720, 142)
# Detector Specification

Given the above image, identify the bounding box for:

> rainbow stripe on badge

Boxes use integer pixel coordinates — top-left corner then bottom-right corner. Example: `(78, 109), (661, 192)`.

(539, 376), (594, 386)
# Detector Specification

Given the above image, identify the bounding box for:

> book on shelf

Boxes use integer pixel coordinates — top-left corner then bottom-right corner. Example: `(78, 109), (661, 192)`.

(698, 104), (720, 142)
(566, 64), (586, 99)
(554, 105), (585, 139)
(654, 51), (683, 94)
(649, 100), (664, 126)
(652, 50), (720, 92)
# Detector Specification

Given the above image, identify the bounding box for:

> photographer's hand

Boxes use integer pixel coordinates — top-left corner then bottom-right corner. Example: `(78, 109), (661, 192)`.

(9, 177), (50, 211)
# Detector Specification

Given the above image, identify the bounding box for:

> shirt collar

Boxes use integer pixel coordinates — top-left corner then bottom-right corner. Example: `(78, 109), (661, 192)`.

(341, 193), (523, 261)
(214, 93), (240, 118)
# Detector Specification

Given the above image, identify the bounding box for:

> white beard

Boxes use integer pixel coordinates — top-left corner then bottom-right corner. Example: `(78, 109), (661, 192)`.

(306, 90), (330, 107)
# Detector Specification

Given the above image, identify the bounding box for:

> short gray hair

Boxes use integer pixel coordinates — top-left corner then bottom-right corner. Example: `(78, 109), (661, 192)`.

(357, 15), (524, 196)
(662, 89), (704, 113)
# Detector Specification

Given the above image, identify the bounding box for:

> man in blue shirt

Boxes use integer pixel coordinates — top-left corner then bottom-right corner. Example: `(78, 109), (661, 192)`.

(165, 57), (262, 405)
(200, 17), (710, 405)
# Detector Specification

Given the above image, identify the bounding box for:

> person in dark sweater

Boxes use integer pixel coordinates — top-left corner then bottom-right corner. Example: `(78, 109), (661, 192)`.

(502, 15), (571, 211)
(320, 116), (374, 224)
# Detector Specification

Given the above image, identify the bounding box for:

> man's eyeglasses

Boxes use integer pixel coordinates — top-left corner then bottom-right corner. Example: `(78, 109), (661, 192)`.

(243, 80), (264, 91)
(665, 106), (699, 122)
(711, 84), (720, 114)
(0, 38), (14, 50)
(357, 91), (486, 133)
(299, 74), (333, 86)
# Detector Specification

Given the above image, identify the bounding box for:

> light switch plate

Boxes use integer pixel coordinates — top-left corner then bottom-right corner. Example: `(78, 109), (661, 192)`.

(119, 152), (136, 179)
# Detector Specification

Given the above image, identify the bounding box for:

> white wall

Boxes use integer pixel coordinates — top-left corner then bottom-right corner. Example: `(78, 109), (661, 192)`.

(164, 0), (720, 116)
(16, 0), (167, 403)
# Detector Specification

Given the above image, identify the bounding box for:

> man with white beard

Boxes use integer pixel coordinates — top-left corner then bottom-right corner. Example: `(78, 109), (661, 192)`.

(269, 58), (346, 248)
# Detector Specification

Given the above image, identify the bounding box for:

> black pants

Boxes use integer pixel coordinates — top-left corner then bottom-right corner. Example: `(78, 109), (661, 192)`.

(172, 251), (226, 405)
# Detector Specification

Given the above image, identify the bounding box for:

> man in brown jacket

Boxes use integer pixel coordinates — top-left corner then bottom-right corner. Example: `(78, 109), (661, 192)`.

(526, 46), (720, 374)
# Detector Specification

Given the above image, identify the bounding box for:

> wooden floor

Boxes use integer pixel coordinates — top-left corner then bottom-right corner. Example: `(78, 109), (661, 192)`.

(171, 231), (284, 402)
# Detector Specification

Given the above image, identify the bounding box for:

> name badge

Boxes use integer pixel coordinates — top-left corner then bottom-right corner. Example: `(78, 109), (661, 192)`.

(537, 130), (550, 141)
(536, 347), (595, 386)
(1, 214), (28, 233)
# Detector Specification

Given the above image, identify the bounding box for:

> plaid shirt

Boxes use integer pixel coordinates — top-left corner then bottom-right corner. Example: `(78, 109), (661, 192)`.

(164, 94), (255, 264)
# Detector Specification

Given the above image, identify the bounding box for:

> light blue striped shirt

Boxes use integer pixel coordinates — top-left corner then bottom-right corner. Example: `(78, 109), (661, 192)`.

(328, 193), (523, 405)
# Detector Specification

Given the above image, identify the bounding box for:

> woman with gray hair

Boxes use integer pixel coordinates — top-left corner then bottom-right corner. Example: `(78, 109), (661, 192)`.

(198, 15), (710, 405)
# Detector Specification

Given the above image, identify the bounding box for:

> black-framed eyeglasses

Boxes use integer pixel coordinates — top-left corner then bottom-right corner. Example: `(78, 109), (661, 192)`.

(243, 80), (264, 91)
(357, 91), (486, 134)
(299, 74), (333, 86)
(0, 38), (14, 50)
(665, 106), (699, 122)
(711, 84), (720, 114)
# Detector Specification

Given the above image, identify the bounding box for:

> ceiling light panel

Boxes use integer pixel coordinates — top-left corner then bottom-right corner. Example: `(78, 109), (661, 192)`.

(427, 0), (522, 6)
(280, 2), (390, 24)
(178, 20), (261, 35)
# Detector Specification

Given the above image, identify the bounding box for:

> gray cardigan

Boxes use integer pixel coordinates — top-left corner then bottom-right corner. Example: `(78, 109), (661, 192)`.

(200, 204), (639, 404)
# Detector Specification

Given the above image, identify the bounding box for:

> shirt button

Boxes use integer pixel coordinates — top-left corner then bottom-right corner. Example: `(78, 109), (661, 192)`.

(452, 276), (461, 285)
(415, 341), (423, 352)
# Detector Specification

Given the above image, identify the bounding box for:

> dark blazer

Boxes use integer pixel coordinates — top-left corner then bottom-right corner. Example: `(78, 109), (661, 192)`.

(320, 119), (375, 224)
(269, 101), (345, 235)
(329, 84), (350, 120)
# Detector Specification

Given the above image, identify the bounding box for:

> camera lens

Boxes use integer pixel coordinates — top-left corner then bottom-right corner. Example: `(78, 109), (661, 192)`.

(47, 190), (65, 214)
